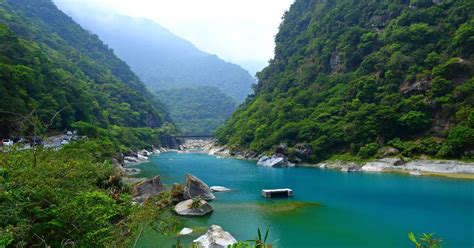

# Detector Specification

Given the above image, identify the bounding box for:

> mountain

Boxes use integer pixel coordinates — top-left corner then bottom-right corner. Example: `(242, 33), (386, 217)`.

(53, 3), (256, 102)
(156, 87), (237, 135)
(217, 0), (474, 161)
(0, 0), (170, 137)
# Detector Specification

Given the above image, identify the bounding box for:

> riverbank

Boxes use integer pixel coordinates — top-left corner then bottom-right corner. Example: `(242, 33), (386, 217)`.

(176, 138), (474, 180)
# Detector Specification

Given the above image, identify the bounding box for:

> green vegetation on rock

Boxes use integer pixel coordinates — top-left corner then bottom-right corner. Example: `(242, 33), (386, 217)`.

(217, 0), (474, 161)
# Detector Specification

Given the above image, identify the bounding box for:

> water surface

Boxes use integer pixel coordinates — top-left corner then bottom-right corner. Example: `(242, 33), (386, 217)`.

(132, 152), (474, 247)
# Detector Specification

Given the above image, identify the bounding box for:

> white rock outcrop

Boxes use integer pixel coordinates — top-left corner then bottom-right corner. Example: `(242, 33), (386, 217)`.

(193, 225), (237, 248)
(257, 154), (294, 167)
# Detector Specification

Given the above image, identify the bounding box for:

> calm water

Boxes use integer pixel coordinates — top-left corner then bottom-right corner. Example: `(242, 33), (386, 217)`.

(132, 152), (474, 248)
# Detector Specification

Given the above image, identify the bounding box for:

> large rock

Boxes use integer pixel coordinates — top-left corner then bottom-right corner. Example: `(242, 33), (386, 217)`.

(174, 199), (213, 216)
(257, 154), (295, 167)
(132, 176), (165, 203)
(184, 173), (215, 201)
(193, 225), (237, 248)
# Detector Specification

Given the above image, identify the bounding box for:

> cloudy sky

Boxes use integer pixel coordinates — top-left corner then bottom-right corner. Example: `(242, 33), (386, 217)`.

(54, 0), (294, 74)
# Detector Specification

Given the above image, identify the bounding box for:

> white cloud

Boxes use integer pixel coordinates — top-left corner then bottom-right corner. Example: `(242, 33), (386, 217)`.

(54, 0), (293, 73)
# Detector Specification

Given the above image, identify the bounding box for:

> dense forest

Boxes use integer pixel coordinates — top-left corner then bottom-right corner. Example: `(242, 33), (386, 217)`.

(54, 6), (256, 102)
(217, 0), (474, 161)
(0, 0), (179, 246)
(0, 0), (171, 139)
(156, 87), (237, 135)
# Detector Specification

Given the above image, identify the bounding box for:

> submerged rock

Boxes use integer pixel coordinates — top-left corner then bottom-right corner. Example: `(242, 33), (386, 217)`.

(210, 186), (232, 192)
(184, 173), (215, 201)
(193, 225), (237, 248)
(174, 199), (213, 216)
(257, 154), (294, 167)
(132, 176), (165, 203)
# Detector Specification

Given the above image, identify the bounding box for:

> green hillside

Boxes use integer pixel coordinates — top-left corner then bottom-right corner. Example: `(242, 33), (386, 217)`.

(217, 0), (474, 161)
(156, 87), (237, 135)
(0, 0), (170, 138)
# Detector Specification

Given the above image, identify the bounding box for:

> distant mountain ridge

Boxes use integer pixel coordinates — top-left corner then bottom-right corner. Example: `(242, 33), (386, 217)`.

(54, 3), (256, 102)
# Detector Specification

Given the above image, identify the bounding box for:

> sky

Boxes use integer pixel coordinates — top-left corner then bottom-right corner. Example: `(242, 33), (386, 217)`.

(54, 0), (294, 75)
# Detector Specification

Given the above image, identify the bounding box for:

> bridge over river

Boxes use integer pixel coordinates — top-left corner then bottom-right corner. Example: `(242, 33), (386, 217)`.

(172, 134), (214, 139)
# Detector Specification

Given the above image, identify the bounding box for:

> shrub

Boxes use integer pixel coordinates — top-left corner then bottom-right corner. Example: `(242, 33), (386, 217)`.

(357, 143), (379, 158)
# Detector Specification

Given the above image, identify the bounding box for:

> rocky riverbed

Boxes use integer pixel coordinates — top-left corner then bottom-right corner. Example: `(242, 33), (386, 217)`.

(177, 139), (474, 179)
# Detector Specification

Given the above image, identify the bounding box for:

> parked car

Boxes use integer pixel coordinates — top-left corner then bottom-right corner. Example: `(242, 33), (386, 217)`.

(3, 139), (13, 146)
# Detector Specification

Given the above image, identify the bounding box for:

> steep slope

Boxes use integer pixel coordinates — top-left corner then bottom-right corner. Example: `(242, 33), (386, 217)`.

(52, 4), (256, 102)
(156, 87), (237, 135)
(0, 0), (170, 137)
(217, 0), (474, 161)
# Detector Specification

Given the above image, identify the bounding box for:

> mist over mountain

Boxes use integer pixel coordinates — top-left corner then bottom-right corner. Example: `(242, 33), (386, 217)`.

(54, 3), (256, 102)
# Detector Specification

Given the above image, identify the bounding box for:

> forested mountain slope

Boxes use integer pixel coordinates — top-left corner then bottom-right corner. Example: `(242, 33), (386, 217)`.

(156, 87), (237, 135)
(52, 5), (256, 102)
(0, 0), (170, 137)
(217, 0), (474, 161)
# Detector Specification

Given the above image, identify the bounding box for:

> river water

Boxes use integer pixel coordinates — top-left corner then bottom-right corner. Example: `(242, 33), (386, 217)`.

(131, 152), (474, 248)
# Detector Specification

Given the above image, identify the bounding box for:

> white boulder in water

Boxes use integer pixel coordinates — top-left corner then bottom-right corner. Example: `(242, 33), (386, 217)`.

(178, 227), (193, 236)
(257, 154), (294, 167)
(193, 225), (237, 248)
(210, 186), (232, 192)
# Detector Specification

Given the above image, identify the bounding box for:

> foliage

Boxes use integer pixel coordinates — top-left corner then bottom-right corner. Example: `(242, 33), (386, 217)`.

(0, 143), (126, 247)
(217, 0), (474, 161)
(408, 232), (443, 248)
(190, 196), (203, 210)
(156, 87), (237, 135)
(229, 228), (272, 248)
(0, 0), (171, 138)
(0, 141), (181, 247)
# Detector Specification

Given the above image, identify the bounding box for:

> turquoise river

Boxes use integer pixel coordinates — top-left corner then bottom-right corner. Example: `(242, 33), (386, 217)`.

(131, 152), (474, 248)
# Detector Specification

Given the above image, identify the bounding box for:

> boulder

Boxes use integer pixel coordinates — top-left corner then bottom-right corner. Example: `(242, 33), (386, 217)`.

(210, 186), (232, 192)
(137, 153), (148, 161)
(257, 154), (294, 167)
(184, 173), (215, 201)
(132, 176), (165, 203)
(193, 225), (237, 248)
(174, 199), (213, 216)
(179, 227), (193, 236)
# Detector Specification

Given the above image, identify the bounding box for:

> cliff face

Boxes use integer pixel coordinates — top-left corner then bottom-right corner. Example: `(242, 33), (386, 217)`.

(217, 0), (474, 161)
